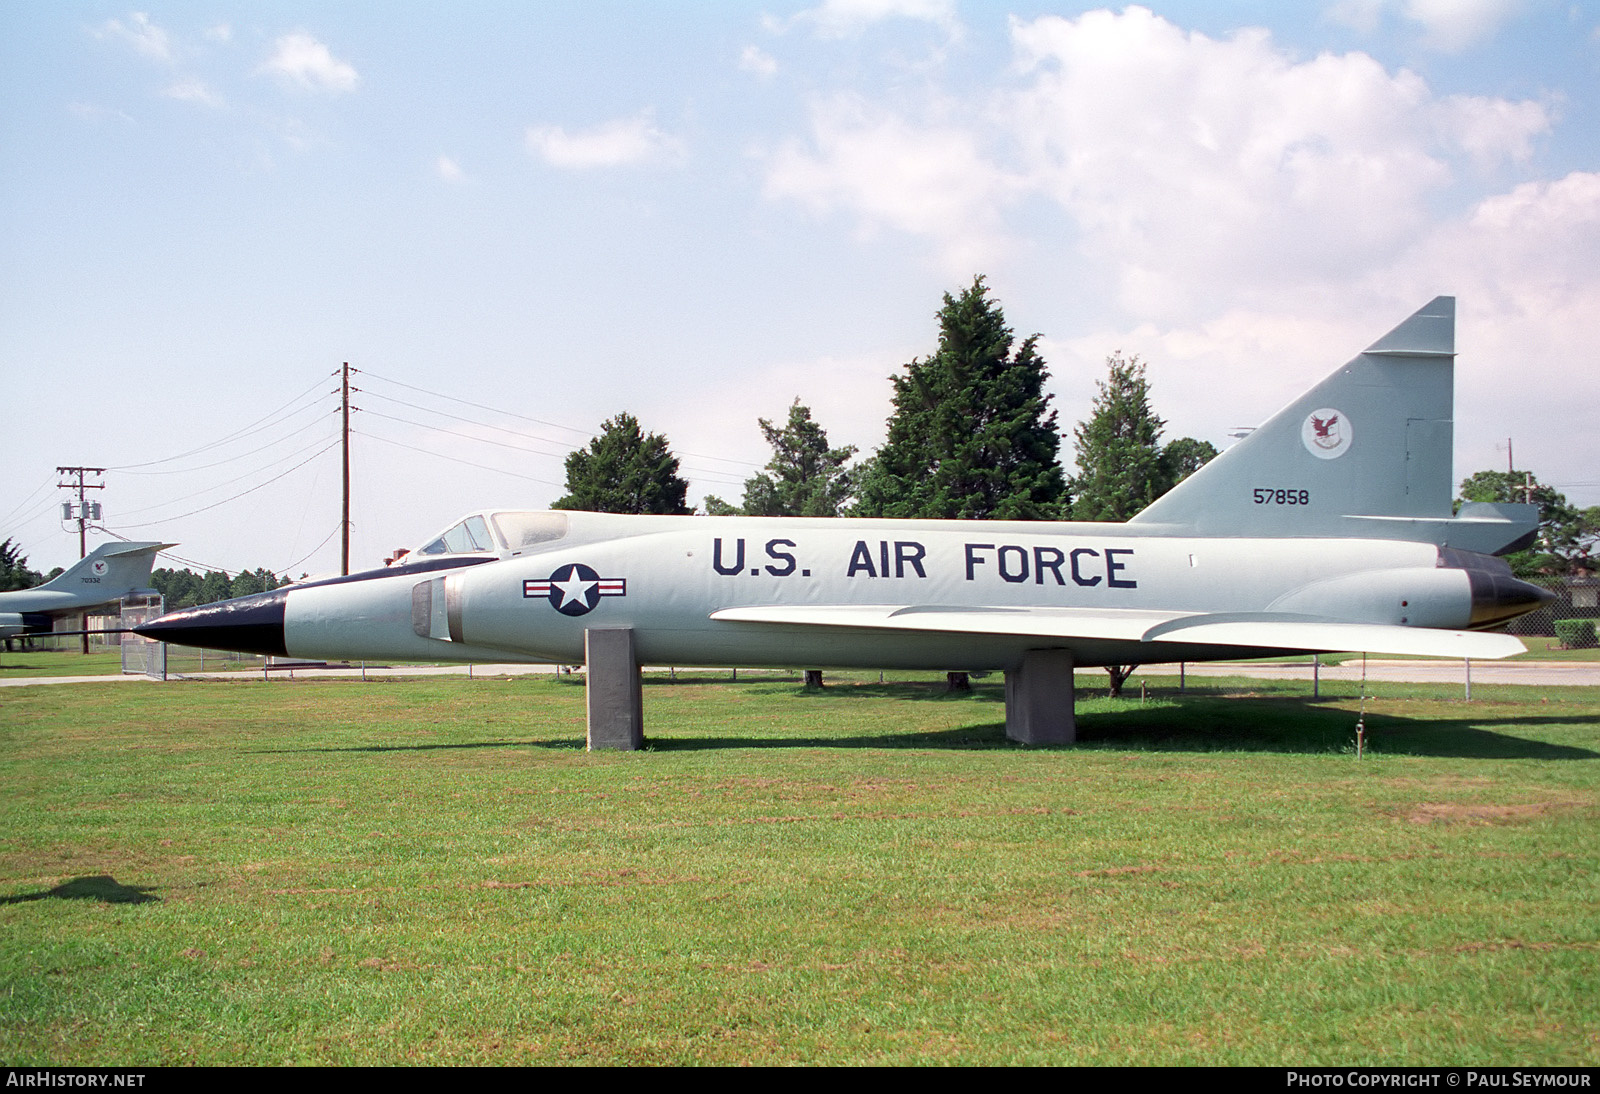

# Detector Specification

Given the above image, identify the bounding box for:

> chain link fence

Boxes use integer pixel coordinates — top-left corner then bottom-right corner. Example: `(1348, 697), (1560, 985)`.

(1505, 576), (1600, 641)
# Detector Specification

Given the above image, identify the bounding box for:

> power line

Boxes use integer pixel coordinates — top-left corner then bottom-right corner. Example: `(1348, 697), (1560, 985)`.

(356, 429), (566, 487)
(112, 429), (342, 518)
(361, 388), (579, 457)
(113, 440), (341, 529)
(357, 367), (762, 469)
(106, 373), (335, 471)
(280, 523), (344, 578)
(361, 404), (747, 487)
(361, 406), (573, 461)
(358, 368), (598, 441)
(115, 403), (334, 476)
(0, 473), (58, 530)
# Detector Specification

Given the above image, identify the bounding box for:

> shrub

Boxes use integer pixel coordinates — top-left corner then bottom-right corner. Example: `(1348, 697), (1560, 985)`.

(1554, 619), (1597, 649)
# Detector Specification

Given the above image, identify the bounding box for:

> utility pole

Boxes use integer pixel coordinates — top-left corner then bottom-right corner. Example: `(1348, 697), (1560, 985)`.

(56, 466), (106, 654)
(341, 363), (351, 576)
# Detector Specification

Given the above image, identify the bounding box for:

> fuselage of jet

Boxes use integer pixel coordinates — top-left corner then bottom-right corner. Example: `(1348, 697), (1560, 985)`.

(138, 511), (1546, 669)
(133, 298), (1555, 676)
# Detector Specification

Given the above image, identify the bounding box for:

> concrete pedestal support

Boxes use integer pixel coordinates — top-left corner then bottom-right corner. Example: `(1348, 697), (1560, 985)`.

(1004, 649), (1076, 745)
(585, 626), (643, 751)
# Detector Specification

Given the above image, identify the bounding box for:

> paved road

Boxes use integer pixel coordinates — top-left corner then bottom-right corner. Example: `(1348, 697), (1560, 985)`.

(3, 659), (1597, 688)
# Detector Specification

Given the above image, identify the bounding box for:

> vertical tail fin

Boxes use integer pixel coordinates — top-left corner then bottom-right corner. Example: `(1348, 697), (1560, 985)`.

(1129, 298), (1536, 554)
(40, 541), (168, 597)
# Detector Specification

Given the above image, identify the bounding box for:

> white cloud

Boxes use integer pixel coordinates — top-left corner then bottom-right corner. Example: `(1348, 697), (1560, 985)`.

(792, 0), (961, 39)
(1322, 0), (1527, 51)
(761, 7), (1551, 318)
(1048, 172), (1600, 502)
(259, 32), (359, 94)
(739, 44), (779, 78)
(68, 102), (135, 125)
(163, 78), (222, 107)
(1001, 8), (1527, 317)
(764, 94), (1018, 275)
(205, 24), (232, 44)
(1404, 0), (1525, 51)
(1323, 0), (1386, 34)
(94, 12), (172, 63)
(525, 114), (685, 169)
(436, 155), (467, 183)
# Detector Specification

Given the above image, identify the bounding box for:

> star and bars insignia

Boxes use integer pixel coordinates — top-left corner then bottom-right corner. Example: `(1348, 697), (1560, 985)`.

(523, 563), (627, 617)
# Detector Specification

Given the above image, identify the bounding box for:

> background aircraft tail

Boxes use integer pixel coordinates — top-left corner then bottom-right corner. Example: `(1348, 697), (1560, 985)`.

(36, 540), (169, 598)
(1129, 297), (1536, 555)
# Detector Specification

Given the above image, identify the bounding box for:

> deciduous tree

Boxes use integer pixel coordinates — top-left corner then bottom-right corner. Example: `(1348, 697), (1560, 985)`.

(1458, 470), (1598, 575)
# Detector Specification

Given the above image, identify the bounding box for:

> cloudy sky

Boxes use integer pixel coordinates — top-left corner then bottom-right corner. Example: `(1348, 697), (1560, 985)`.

(2, 1), (1596, 577)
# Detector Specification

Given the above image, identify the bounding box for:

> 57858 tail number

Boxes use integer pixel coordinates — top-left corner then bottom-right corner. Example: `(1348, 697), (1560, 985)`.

(1253, 488), (1310, 505)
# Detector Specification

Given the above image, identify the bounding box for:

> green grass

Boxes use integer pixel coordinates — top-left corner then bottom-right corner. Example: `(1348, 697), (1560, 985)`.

(1, 672), (1596, 1065)
(0, 647), (276, 678)
(0, 649), (129, 677)
(1511, 637), (1600, 662)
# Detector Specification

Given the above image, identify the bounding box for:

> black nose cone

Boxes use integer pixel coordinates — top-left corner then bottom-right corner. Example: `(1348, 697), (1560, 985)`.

(134, 589), (289, 657)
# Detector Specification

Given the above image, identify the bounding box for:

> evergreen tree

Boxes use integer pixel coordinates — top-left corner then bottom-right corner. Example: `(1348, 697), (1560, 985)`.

(1458, 470), (1598, 575)
(0, 539), (43, 592)
(854, 277), (1065, 520)
(1067, 355), (1219, 695)
(552, 412), (691, 515)
(1069, 353), (1168, 522)
(738, 400), (856, 517)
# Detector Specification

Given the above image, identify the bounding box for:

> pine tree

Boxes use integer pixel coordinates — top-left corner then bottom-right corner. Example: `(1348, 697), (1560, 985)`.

(738, 401), (856, 517)
(553, 412), (691, 515)
(854, 277), (1065, 520)
(1069, 353), (1169, 522)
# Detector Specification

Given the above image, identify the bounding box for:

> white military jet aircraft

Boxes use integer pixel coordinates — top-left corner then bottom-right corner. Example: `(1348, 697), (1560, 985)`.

(0, 540), (168, 640)
(136, 298), (1550, 744)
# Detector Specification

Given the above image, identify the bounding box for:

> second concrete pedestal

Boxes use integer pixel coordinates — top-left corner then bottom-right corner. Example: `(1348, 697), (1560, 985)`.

(1004, 648), (1076, 745)
(585, 626), (643, 751)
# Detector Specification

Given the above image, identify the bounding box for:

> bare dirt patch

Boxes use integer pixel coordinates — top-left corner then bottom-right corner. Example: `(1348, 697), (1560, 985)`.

(1403, 801), (1572, 825)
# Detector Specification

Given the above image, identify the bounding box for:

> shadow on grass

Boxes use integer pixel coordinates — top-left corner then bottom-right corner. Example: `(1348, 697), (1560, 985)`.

(256, 738), (584, 755)
(253, 683), (1598, 760)
(0, 874), (159, 905)
(1061, 698), (1600, 759)
(649, 692), (1600, 759)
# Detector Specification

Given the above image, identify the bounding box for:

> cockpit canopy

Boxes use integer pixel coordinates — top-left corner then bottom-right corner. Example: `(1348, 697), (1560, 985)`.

(411, 511), (570, 560)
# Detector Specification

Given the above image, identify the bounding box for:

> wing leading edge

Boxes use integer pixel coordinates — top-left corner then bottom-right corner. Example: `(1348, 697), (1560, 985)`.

(708, 605), (1524, 660)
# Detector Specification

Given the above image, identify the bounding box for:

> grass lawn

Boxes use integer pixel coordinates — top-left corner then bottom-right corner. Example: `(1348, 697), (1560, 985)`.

(1510, 639), (1600, 662)
(0, 649), (130, 677)
(1, 671), (1596, 1065)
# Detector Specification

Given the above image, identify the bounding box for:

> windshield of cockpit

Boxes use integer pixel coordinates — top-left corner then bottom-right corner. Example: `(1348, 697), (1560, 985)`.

(414, 514), (497, 557)
(410, 511), (570, 559)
